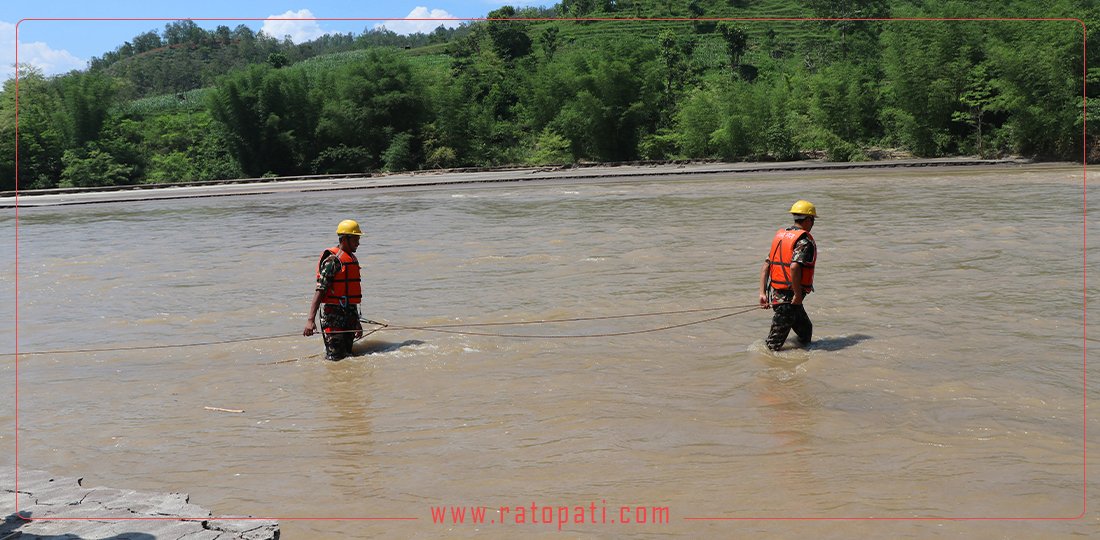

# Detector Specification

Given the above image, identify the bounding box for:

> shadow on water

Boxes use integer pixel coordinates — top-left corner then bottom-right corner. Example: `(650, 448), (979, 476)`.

(3, 511), (157, 540)
(807, 334), (872, 351)
(749, 334), (874, 377)
(0, 513), (25, 538)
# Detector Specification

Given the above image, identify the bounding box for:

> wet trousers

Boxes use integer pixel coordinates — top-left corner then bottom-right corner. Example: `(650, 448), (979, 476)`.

(766, 302), (813, 351)
(321, 303), (358, 361)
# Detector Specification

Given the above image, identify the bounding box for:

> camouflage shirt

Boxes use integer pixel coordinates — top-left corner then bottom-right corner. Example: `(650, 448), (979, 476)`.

(316, 252), (360, 329)
(766, 227), (816, 302)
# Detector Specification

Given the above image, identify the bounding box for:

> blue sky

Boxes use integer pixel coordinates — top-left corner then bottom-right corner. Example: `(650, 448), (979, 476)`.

(1, 1), (551, 80)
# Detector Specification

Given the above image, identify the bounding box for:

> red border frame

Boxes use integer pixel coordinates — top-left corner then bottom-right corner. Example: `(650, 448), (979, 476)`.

(11, 15), (1089, 526)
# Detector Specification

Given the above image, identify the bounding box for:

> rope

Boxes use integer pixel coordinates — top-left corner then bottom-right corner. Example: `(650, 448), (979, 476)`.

(382, 306), (761, 339)
(260, 351), (323, 366)
(379, 304), (759, 329)
(3, 304), (765, 357)
(258, 324), (387, 365)
(2, 332), (301, 357)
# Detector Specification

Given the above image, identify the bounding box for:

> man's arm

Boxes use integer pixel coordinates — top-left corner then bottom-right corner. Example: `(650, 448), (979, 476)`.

(790, 263), (804, 304)
(303, 289), (325, 336)
(759, 260), (771, 308)
(304, 254), (338, 336)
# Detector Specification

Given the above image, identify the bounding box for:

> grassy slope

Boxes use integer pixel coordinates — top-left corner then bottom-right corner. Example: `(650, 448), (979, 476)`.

(115, 0), (1076, 118)
(119, 6), (812, 116)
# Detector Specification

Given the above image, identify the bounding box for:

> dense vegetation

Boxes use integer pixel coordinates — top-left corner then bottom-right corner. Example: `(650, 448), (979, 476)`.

(1, 0), (1095, 191)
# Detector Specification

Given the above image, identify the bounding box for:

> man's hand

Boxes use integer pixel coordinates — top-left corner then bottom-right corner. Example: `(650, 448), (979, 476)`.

(303, 320), (316, 337)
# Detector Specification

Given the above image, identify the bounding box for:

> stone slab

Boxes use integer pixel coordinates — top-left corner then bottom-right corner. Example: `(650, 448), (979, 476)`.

(0, 469), (278, 539)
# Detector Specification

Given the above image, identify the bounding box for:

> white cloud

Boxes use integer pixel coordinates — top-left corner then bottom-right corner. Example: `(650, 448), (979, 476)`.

(0, 21), (86, 81)
(16, 42), (85, 76)
(261, 9), (328, 43)
(374, 7), (463, 35)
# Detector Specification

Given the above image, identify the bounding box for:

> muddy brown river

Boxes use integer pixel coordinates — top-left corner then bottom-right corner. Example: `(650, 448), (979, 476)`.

(2, 163), (1095, 538)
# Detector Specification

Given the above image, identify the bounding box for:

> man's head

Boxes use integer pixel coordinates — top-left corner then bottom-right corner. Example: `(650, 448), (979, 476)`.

(336, 219), (363, 252)
(789, 200), (817, 229)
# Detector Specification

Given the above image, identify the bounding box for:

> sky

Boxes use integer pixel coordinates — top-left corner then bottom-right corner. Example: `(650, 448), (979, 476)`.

(1, 1), (551, 80)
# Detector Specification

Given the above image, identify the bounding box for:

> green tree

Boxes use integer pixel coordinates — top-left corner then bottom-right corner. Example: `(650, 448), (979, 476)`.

(951, 63), (1001, 155)
(810, 63), (881, 145)
(311, 145), (373, 174)
(529, 128), (572, 164)
(717, 22), (748, 77)
(146, 151), (194, 183)
(984, 19), (1081, 158)
(678, 74), (798, 161)
(207, 64), (319, 176)
(880, 21), (978, 155)
(657, 30), (695, 109)
(486, 7), (533, 61)
(164, 20), (205, 46)
(544, 39), (661, 162)
(539, 27), (560, 62)
(55, 71), (122, 148)
(382, 132), (416, 172)
(440, 25), (534, 166)
(132, 31), (164, 54)
(0, 66), (68, 189)
(315, 49), (429, 172)
(268, 52), (290, 68)
(804, 0), (890, 59)
(95, 117), (146, 183)
(59, 147), (133, 187)
(136, 111), (241, 182)
(560, 0), (597, 17)
(677, 86), (723, 158)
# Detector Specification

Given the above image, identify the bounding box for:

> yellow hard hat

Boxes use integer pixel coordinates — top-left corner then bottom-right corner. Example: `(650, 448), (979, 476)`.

(336, 219), (363, 236)
(789, 200), (818, 218)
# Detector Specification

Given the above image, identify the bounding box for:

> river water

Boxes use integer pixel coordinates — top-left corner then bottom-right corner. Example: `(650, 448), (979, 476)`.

(1, 164), (1095, 538)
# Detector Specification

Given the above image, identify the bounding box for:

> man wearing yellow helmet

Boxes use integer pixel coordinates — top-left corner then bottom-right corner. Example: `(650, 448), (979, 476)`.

(759, 200), (818, 351)
(304, 219), (365, 360)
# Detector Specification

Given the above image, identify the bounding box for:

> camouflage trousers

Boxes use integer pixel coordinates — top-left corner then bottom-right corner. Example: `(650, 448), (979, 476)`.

(321, 303), (359, 361)
(766, 297), (812, 351)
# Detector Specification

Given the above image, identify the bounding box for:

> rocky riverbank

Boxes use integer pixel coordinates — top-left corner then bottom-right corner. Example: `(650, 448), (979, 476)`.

(1, 469), (278, 539)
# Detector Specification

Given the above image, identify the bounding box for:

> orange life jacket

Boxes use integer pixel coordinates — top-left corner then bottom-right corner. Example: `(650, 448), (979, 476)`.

(317, 247), (362, 305)
(767, 227), (816, 293)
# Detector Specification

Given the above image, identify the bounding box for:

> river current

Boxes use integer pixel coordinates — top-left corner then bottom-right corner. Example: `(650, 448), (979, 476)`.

(1, 164), (1095, 538)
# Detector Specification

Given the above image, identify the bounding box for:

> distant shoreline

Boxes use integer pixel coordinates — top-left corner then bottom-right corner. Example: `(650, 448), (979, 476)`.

(2, 157), (1078, 209)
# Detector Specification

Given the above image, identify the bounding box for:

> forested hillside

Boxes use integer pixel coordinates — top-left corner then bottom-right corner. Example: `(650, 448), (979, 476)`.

(1, 0), (1095, 191)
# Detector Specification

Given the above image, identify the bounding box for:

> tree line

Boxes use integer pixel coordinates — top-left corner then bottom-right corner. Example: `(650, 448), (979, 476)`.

(1, 0), (1095, 192)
